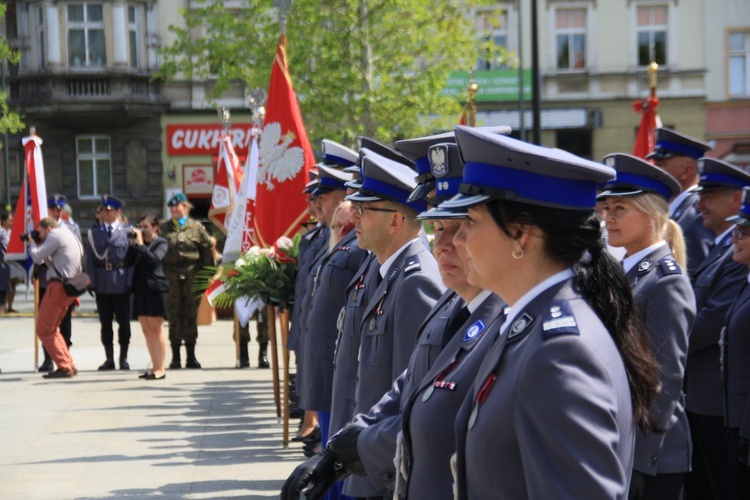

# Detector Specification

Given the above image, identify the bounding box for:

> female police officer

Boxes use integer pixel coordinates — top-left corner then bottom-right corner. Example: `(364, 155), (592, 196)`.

(442, 127), (660, 499)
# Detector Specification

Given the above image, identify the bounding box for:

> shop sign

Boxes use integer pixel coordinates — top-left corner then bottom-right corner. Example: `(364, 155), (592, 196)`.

(167, 124), (255, 155)
(183, 165), (214, 196)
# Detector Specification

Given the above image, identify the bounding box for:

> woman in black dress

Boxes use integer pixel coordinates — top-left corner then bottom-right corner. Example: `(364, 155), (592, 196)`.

(130, 215), (169, 380)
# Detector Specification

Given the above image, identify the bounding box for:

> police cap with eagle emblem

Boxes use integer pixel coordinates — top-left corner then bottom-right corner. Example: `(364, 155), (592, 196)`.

(694, 157), (750, 192)
(646, 127), (711, 161)
(418, 143), (468, 220)
(395, 131), (455, 203)
(597, 153), (680, 201)
(345, 150), (427, 213)
(438, 126), (616, 211)
(312, 164), (354, 197)
(345, 137), (415, 190)
(726, 187), (750, 227)
(48, 194), (68, 208)
(317, 139), (358, 169)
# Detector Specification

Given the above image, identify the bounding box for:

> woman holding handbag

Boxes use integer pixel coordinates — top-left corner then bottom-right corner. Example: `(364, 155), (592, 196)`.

(130, 215), (170, 380)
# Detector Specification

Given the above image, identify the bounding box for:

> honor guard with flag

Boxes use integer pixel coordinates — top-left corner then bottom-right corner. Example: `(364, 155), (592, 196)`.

(647, 127), (714, 277)
(160, 192), (214, 369)
(684, 158), (750, 498)
(86, 195), (135, 371)
(37, 194), (81, 372)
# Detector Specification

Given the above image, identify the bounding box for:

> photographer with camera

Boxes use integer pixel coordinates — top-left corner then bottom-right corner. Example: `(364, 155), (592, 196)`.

(128, 215), (169, 380)
(26, 217), (82, 378)
(85, 195), (135, 371)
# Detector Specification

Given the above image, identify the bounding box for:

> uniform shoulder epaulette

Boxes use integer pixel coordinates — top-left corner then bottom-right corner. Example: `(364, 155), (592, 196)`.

(658, 257), (682, 276)
(541, 301), (580, 340)
(402, 255), (422, 276)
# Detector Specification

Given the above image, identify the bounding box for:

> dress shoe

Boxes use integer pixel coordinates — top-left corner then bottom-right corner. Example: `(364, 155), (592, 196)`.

(43, 368), (76, 379)
(138, 371), (150, 379)
(119, 359), (130, 370)
(168, 360), (181, 369)
(98, 360), (116, 371)
(292, 426), (321, 443)
(185, 358), (202, 369)
(38, 361), (54, 373)
(144, 373), (166, 380)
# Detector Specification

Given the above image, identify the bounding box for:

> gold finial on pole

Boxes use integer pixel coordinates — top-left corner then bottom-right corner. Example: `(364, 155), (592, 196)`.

(467, 71), (478, 127)
(648, 61), (659, 97)
(218, 107), (231, 132)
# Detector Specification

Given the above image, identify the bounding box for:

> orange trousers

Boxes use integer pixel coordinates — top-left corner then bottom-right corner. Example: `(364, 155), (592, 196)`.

(37, 281), (76, 371)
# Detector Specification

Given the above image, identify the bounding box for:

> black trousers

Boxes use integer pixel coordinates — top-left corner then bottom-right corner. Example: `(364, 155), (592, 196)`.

(686, 411), (730, 500)
(725, 427), (750, 499)
(629, 470), (685, 500)
(39, 287), (72, 364)
(96, 293), (131, 350)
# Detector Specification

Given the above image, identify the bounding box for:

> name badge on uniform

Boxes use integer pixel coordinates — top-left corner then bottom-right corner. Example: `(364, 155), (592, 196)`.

(463, 320), (486, 342)
(369, 317), (377, 331)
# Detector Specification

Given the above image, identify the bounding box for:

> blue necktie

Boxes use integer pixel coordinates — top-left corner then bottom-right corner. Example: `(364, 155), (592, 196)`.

(107, 225), (113, 238)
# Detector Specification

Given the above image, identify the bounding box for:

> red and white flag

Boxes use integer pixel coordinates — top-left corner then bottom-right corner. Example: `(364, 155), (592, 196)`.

(6, 135), (48, 260)
(253, 35), (315, 247)
(223, 131), (259, 263)
(632, 96), (662, 160)
(208, 132), (243, 234)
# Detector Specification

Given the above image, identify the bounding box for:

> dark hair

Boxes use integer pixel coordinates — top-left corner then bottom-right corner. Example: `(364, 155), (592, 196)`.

(0, 211), (9, 224)
(138, 214), (161, 235)
(487, 199), (659, 432)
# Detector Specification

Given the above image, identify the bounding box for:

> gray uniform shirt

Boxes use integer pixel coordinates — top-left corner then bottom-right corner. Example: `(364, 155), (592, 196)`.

(30, 227), (83, 280)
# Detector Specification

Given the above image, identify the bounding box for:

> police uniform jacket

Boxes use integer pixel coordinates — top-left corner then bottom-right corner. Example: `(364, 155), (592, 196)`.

(345, 239), (444, 497)
(159, 218), (213, 280)
(672, 192), (713, 278)
(298, 230), (368, 412)
(686, 232), (748, 416)
(30, 227), (83, 279)
(354, 293), (506, 495)
(329, 253), (379, 436)
(626, 244), (695, 475)
(288, 224), (324, 352)
(454, 275), (635, 500)
(724, 278), (750, 436)
(86, 223), (134, 294)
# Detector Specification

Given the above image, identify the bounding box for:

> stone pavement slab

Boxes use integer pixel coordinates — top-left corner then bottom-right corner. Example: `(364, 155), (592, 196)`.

(0, 290), (305, 499)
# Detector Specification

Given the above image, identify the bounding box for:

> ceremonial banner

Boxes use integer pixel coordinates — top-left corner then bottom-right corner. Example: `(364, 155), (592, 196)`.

(632, 96), (662, 160)
(253, 35), (315, 247)
(208, 133), (243, 234)
(7, 135), (48, 260)
(223, 133), (259, 263)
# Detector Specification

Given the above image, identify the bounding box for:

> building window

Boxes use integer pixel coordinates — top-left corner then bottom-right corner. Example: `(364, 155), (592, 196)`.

(67, 3), (106, 67)
(77, 136), (111, 198)
(36, 5), (45, 69)
(128, 5), (139, 69)
(476, 8), (508, 70)
(637, 5), (667, 66)
(729, 31), (750, 97)
(556, 8), (586, 70)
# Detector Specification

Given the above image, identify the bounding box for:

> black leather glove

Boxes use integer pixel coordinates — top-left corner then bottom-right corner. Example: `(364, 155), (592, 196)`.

(739, 437), (749, 465)
(281, 447), (341, 500)
(328, 424), (366, 476)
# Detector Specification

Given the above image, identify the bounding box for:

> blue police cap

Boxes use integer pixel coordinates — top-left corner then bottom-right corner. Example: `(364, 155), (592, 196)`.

(102, 194), (126, 209)
(396, 132), (455, 200)
(726, 187), (750, 227)
(303, 179), (319, 195)
(647, 127), (711, 160)
(312, 164), (353, 196)
(597, 153), (680, 201)
(439, 126), (616, 212)
(318, 139), (358, 169)
(346, 150), (426, 213)
(418, 143), (468, 220)
(695, 157), (750, 192)
(47, 194), (67, 208)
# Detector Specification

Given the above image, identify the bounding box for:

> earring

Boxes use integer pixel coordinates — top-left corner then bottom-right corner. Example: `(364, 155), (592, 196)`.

(512, 248), (524, 260)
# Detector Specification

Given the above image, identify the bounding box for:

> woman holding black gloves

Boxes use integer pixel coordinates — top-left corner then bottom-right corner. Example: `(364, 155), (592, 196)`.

(129, 214), (170, 380)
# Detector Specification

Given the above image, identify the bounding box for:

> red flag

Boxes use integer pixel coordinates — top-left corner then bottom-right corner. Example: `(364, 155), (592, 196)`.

(6, 135), (48, 260)
(253, 35), (315, 247)
(459, 108), (468, 126)
(632, 96), (660, 160)
(208, 132), (243, 234)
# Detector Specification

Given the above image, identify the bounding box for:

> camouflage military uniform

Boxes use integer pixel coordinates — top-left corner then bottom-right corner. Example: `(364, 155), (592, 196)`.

(160, 218), (213, 364)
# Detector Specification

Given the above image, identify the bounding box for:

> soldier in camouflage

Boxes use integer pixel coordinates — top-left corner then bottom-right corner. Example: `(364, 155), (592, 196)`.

(160, 193), (214, 369)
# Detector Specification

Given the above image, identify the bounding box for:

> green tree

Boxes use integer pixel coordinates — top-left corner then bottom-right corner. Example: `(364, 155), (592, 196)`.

(0, 4), (24, 140)
(157, 0), (507, 146)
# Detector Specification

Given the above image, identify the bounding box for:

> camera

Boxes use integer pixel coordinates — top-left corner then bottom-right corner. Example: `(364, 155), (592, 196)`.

(20, 230), (42, 244)
(127, 230), (138, 240)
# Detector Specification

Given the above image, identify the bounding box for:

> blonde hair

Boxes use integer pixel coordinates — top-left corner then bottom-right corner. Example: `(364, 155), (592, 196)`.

(329, 200), (352, 251)
(628, 193), (687, 269)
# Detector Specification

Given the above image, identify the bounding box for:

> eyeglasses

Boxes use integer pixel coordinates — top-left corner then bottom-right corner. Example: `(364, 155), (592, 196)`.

(354, 204), (397, 217)
(732, 226), (750, 240)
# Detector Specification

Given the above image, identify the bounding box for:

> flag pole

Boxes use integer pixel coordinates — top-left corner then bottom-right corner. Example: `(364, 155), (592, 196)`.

(467, 71), (478, 127)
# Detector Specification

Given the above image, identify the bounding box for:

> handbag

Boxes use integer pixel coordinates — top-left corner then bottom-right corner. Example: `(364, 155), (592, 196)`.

(52, 262), (90, 297)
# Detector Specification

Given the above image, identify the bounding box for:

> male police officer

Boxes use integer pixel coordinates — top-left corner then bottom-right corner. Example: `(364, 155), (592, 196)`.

(86, 195), (135, 370)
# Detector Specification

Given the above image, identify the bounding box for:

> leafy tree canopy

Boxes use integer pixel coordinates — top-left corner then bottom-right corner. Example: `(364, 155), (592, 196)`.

(0, 4), (24, 140)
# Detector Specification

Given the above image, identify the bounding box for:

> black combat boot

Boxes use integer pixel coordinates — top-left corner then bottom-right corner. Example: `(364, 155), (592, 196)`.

(169, 342), (182, 369)
(39, 348), (54, 372)
(185, 343), (202, 369)
(238, 342), (250, 369)
(258, 342), (270, 369)
(98, 345), (116, 370)
(119, 344), (130, 370)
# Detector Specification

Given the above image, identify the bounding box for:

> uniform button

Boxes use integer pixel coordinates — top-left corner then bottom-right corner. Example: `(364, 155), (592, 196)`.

(650, 456), (658, 464)
(382, 472), (392, 481)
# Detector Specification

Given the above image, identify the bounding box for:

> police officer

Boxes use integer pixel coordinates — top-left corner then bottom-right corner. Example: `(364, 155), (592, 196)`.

(647, 127), (714, 277)
(685, 158), (750, 499)
(160, 192), (214, 369)
(37, 194), (81, 372)
(598, 154), (696, 499)
(86, 195), (134, 370)
(722, 187), (750, 498)
(444, 127), (659, 498)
